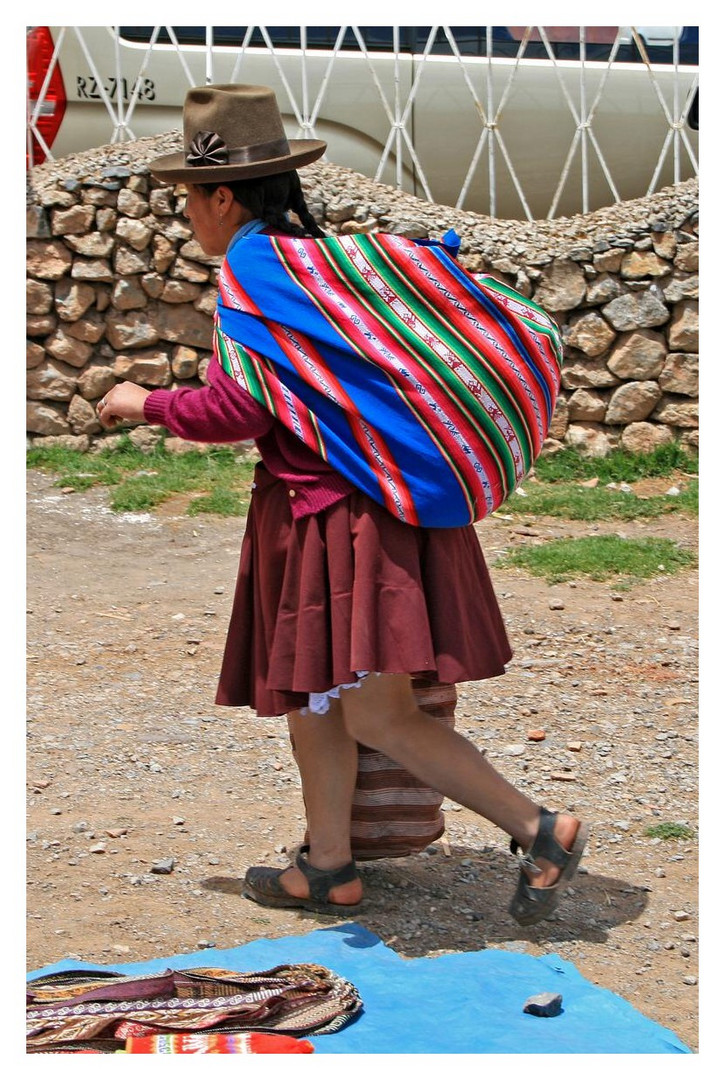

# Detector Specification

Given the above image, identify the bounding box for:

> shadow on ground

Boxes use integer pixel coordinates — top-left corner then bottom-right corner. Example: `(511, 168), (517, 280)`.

(200, 842), (647, 952)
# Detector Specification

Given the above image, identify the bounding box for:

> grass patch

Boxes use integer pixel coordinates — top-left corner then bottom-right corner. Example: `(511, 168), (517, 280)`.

(532, 443), (697, 483)
(188, 488), (248, 517)
(507, 480), (697, 521)
(27, 438), (256, 517)
(497, 534), (696, 585)
(505, 443), (698, 521)
(644, 822), (694, 841)
(26, 440), (698, 525)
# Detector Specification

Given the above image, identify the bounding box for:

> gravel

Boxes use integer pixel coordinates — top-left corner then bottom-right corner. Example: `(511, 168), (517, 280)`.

(26, 467), (698, 1050)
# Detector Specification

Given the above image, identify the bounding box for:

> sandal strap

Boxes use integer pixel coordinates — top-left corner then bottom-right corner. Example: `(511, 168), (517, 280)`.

(295, 846), (359, 903)
(509, 807), (571, 872)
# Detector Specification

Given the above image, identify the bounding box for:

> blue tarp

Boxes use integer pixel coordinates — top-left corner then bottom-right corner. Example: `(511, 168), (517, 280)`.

(27, 922), (691, 1054)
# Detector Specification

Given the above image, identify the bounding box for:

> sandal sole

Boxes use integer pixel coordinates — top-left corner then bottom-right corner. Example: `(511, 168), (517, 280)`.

(242, 882), (363, 917)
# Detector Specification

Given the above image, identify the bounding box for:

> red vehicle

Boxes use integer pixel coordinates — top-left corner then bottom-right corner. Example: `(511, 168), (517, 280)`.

(27, 26), (67, 168)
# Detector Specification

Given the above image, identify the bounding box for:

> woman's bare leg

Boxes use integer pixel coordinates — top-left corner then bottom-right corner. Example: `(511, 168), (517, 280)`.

(340, 673), (581, 888)
(274, 700), (362, 905)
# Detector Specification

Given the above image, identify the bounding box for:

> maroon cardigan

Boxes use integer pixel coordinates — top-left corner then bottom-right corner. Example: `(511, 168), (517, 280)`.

(144, 354), (353, 519)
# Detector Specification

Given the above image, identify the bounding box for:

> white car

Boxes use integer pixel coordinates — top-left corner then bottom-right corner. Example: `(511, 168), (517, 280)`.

(27, 25), (699, 220)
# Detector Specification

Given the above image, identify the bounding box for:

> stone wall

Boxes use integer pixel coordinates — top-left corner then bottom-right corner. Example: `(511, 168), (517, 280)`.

(27, 131), (699, 457)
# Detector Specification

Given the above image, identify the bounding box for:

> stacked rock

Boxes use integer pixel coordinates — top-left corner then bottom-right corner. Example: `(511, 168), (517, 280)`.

(27, 133), (698, 456)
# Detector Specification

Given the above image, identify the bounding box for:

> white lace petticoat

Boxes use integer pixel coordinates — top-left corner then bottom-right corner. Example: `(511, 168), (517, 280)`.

(302, 672), (380, 715)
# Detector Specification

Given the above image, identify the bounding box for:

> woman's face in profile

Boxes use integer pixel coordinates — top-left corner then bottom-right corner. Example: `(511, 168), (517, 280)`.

(182, 183), (224, 256)
(182, 183), (252, 255)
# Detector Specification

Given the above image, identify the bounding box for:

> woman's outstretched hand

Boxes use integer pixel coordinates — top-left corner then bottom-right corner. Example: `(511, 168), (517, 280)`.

(96, 382), (151, 428)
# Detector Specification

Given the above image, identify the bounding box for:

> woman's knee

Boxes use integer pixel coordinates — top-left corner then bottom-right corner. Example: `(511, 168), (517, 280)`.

(340, 673), (417, 747)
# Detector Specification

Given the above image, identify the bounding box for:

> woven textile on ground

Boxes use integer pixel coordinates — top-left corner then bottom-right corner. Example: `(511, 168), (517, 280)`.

(26, 964), (361, 1053)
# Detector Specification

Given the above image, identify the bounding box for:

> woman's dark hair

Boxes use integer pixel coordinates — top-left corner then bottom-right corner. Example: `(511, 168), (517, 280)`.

(201, 170), (325, 238)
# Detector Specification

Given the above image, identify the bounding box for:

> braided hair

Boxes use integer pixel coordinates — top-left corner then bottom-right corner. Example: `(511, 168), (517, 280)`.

(200, 170), (325, 238)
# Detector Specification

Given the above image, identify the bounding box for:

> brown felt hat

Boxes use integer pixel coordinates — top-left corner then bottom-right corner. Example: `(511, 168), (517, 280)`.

(149, 84), (326, 184)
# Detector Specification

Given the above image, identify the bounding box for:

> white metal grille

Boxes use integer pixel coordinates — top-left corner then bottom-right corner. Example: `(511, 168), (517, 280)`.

(27, 26), (699, 221)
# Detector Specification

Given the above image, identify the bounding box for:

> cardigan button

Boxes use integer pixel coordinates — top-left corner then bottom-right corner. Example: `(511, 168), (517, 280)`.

(288, 489), (297, 498)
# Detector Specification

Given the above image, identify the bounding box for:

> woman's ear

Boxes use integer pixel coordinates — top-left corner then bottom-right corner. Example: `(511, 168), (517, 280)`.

(215, 185), (234, 215)
(216, 184), (252, 225)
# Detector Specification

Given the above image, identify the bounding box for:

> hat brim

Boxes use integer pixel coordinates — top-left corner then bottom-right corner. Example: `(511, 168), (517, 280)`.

(149, 140), (326, 184)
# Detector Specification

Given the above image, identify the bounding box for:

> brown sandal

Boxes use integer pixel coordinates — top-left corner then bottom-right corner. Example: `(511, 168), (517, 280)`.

(243, 845), (363, 916)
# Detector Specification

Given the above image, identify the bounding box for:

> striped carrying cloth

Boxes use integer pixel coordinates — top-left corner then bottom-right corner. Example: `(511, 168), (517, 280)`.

(290, 678), (457, 861)
(350, 678), (457, 859)
(216, 230), (562, 528)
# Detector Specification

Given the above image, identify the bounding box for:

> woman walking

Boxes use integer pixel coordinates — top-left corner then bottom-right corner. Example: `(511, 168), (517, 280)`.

(98, 84), (588, 927)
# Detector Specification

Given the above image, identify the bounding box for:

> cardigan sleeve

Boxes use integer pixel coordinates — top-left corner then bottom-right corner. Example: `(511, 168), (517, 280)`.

(143, 356), (274, 443)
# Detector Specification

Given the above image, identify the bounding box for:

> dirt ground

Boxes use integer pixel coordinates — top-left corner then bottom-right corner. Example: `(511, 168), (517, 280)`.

(26, 466), (699, 1052)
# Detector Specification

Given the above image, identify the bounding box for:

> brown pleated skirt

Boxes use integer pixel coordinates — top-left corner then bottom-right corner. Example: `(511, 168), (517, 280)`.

(215, 463), (513, 716)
